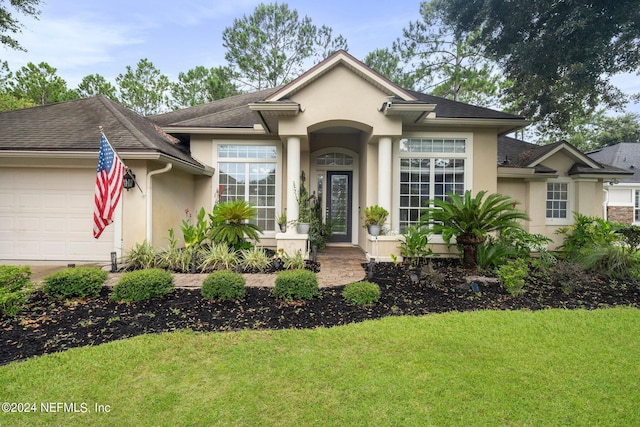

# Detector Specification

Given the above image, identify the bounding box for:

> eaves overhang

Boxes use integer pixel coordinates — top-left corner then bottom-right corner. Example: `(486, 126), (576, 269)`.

(161, 125), (267, 135)
(420, 117), (531, 135)
(0, 150), (214, 176)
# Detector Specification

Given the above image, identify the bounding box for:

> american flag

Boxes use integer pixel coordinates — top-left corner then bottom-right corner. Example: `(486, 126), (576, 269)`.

(93, 133), (124, 238)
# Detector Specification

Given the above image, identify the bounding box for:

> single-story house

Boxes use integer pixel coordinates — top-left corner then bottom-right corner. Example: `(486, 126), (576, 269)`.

(0, 50), (631, 262)
(588, 142), (640, 224)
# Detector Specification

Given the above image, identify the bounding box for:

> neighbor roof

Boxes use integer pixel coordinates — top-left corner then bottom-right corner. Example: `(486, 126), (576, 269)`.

(588, 143), (640, 182)
(498, 136), (632, 177)
(0, 96), (206, 170)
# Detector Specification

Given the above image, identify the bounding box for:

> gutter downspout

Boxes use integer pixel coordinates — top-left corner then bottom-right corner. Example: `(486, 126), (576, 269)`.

(603, 185), (609, 221)
(146, 163), (173, 244)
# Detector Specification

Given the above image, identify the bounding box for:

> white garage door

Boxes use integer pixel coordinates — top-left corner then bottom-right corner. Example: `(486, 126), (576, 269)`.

(0, 167), (115, 261)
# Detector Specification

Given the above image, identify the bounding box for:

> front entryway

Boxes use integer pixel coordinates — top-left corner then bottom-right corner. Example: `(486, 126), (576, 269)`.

(326, 171), (352, 243)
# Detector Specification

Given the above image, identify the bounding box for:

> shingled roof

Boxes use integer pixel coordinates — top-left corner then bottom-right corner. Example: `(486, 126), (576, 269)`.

(588, 143), (640, 182)
(498, 136), (632, 177)
(0, 96), (206, 171)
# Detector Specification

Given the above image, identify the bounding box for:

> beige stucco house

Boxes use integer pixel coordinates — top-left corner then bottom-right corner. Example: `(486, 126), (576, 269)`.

(0, 50), (630, 262)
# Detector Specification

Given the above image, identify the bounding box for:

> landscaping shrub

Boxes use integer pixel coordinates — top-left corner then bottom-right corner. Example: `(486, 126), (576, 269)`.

(124, 240), (158, 270)
(0, 265), (33, 316)
(199, 243), (240, 271)
(281, 250), (306, 270)
(201, 270), (246, 300)
(557, 213), (621, 259)
(111, 269), (174, 302)
(273, 269), (318, 300)
(342, 281), (381, 305)
(42, 266), (107, 299)
(550, 261), (589, 294)
(578, 245), (640, 280)
(240, 247), (271, 272)
(496, 258), (529, 296)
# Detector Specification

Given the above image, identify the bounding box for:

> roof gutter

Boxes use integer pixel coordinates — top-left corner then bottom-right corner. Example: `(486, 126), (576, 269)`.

(146, 163), (173, 244)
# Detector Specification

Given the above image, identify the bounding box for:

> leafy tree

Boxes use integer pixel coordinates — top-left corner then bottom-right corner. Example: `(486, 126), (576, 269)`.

(170, 65), (239, 109)
(539, 111), (640, 151)
(437, 0), (640, 131)
(364, 48), (418, 90)
(116, 58), (170, 116)
(371, 1), (505, 107)
(420, 190), (529, 267)
(76, 74), (118, 101)
(0, 0), (42, 51)
(0, 61), (33, 111)
(222, 2), (348, 90)
(8, 62), (78, 105)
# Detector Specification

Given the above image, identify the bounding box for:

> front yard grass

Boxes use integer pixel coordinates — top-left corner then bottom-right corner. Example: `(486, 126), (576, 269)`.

(2, 308), (639, 426)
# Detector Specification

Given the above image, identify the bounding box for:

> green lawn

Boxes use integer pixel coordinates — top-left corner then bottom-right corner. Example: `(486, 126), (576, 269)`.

(2, 308), (640, 426)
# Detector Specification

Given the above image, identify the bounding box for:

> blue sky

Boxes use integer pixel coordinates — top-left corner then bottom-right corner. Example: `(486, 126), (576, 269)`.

(1, 0), (639, 114)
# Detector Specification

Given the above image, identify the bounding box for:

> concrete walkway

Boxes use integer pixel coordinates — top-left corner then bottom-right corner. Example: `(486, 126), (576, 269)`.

(20, 245), (369, 289)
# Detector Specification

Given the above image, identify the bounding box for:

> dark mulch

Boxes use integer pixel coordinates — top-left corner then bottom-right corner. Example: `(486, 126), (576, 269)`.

(2, 260), (640, 365)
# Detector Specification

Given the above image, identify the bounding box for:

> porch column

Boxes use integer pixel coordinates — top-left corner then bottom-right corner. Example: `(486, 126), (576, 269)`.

(286, 136), (301, 233)
(378, 136), (392, 227)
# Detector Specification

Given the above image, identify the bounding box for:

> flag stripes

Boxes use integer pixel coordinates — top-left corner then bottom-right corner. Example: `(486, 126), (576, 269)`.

(93, 133), (124, 238)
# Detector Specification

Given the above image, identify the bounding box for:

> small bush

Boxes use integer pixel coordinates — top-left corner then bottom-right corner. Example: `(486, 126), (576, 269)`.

(273, 269), (318, 300)
(42, 266), (107, 299)
(342, 281), (380, 305)
(551, 261), (589, 294)
(0, 265), (33, 316)
(496, 258), (529, 296)
(201, 270), (246, 300)
(111, 269), (174, 302)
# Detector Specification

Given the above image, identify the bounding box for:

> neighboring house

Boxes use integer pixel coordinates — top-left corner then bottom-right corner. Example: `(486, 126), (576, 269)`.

(0, 50), (631, 262)
(588, 143), (640, 224)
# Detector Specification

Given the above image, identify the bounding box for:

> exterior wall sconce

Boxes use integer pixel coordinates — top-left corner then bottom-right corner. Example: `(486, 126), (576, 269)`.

(123, 168), (136, 191)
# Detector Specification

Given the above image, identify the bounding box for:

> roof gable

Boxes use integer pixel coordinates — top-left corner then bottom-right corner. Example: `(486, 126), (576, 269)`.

(266, 50), (417, 102)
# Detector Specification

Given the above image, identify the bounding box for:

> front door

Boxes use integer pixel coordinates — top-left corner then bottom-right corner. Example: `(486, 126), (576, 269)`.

(326, 171), (352, 243)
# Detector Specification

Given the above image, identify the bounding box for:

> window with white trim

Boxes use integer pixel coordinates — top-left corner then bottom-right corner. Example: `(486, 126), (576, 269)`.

(635, 189), (640, 222)
(399, 138), (467, 231)
(218, 145), (277, 231)
(546, 181), (569, 220)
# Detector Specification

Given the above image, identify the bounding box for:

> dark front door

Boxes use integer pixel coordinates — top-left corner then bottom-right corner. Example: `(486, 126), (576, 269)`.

(326, 171), (352, 243)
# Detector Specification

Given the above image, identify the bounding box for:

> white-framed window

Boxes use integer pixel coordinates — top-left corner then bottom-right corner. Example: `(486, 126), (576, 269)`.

(397, 136), (471, 232)
(217, 144), (278, 232)
(635, 189), (640, 223)
(546, 180), (571, 224)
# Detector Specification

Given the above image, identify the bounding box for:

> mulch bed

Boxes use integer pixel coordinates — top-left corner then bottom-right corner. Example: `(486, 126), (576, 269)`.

(2, 260), (640, 365)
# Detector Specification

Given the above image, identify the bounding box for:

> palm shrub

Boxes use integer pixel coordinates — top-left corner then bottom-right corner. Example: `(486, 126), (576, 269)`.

(273, 269), (319, 300)
(208, 200), (263, 251)
(42, 266), (108, 299)
(111, 269), (174, 302)
(201, 270), (246, 300)
(420, 190), (529, 267)
(0, 265), (33, 316)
